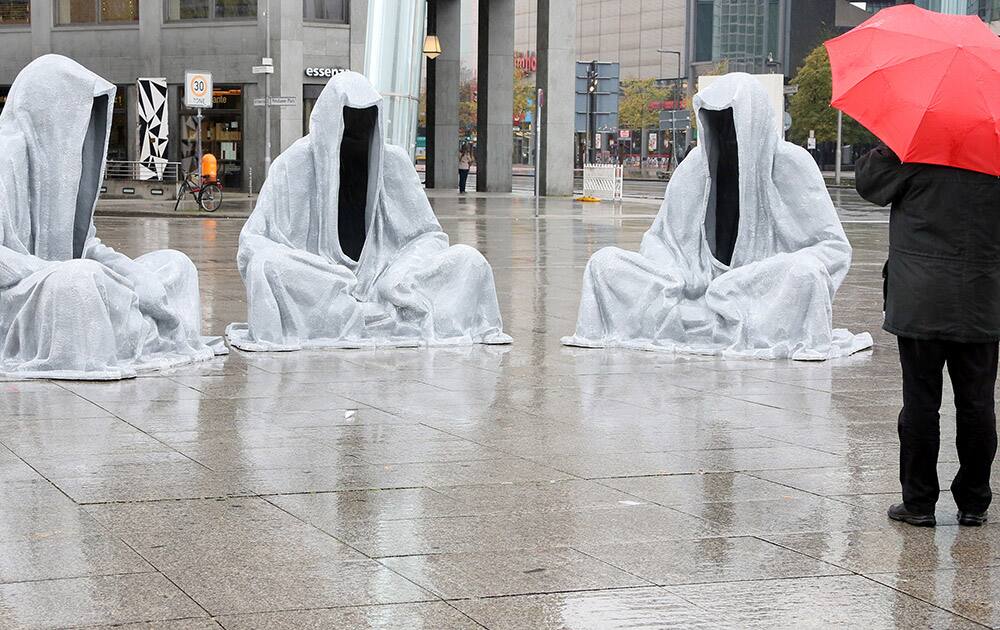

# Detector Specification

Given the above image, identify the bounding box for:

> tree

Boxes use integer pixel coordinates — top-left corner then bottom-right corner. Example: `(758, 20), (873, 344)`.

(618, 78), (671, 131)
(458, 73), (477, 139)
(512, 67), (534, 123)
(789, 44), (873, 145)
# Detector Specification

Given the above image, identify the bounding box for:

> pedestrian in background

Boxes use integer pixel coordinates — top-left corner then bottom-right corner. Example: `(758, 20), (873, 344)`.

(458, 145), (473, 193)
(856, 144), (1000, 528)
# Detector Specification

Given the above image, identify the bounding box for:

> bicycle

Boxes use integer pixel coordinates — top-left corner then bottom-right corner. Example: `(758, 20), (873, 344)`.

(173, 170), (223, 213)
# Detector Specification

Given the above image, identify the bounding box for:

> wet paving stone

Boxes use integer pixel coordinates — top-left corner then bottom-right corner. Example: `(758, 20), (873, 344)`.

(0, 192), (990, 627)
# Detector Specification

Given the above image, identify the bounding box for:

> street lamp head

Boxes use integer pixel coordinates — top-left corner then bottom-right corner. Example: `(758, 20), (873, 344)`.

(423, 35), (442, 60)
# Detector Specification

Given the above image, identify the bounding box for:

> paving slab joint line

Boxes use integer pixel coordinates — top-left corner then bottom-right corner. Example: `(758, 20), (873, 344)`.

(746, 531), (990, 625)
(51, 380), (216, 474)
(68, 615), (217, 630)
(0, 569), (159, 588)
(440, 599), (491, 629)
(438, 582), (659, 604)
(77, 492), (259, 506)
(258, 493), (381, 563)
(739, 469), (860, 503)
(854, 573), (994, 628)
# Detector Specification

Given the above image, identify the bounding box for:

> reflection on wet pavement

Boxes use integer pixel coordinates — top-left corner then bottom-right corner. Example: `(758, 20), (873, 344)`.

(1, 190), (994, 629)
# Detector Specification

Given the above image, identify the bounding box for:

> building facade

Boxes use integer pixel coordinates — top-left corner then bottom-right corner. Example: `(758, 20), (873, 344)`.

(686, 0), (872, 83)
(0, 0), (367, 191)
(514, 0), (686, 82)
(867, 0), (1000, 19)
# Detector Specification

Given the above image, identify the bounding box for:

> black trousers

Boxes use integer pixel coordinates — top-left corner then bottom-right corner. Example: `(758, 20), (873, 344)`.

(898, 337), (999, 514)
(458, 168), (470, 192)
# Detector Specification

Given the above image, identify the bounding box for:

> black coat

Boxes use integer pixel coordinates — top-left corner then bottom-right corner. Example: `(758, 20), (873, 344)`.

(855, 145), (1000, 343)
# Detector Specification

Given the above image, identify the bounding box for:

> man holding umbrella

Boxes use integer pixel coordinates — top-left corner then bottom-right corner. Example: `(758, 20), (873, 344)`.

(829, 5), (1000, 528)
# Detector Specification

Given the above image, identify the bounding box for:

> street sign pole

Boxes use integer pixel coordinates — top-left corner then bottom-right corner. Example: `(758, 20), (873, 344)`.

(671, 113), (678, 171)
(534, 88), (543, 207)
(264, 0), (272, 177)
(184, 71), (212, 183)
(196, 108), (203, 181)
(587, 59), (598, 164)
(835, 109), (843, 186)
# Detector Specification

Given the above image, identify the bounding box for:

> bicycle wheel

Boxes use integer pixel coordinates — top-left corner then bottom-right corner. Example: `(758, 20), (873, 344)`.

(173, 180), (189, 212)
(199, 184), (222, 212)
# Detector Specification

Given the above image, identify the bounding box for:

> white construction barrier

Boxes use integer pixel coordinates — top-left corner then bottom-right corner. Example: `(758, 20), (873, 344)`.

(582, 163), (624, 200)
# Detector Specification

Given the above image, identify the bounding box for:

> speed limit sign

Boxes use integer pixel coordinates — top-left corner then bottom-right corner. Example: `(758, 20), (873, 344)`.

(184, 71), (213, 109)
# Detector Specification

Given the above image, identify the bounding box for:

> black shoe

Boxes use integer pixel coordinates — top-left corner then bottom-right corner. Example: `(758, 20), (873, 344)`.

(957, 511), (988, 527)
(888, 503), (936, 527)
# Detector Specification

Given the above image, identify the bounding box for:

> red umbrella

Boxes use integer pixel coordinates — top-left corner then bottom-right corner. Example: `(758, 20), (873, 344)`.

(825, 4), (1000, 176)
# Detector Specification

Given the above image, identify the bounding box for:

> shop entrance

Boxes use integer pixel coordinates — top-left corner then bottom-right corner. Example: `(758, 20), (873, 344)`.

(181, 84), (244, 189)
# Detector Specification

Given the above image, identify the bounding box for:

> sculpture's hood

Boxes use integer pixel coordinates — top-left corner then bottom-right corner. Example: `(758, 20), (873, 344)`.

(0, 54), (115, 260)
(307, 71), (385, 265)
(692, 73), (780, 269)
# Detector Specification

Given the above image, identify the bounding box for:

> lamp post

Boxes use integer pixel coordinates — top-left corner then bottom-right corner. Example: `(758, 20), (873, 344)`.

(765, 51), (783, 74)
(264, 0), (271, 177)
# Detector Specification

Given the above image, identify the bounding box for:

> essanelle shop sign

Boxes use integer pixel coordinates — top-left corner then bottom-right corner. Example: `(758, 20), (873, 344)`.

(304, 67), (347, 79)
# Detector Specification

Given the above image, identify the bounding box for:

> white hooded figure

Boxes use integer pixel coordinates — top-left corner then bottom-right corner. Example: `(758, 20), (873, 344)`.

(0, 55), (220, 380)
(226, 71), (510, 351)
(562, 73), (872, 360)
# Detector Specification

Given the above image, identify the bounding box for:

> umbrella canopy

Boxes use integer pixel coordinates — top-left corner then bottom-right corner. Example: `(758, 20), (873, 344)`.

(825, 4), (1000, 176)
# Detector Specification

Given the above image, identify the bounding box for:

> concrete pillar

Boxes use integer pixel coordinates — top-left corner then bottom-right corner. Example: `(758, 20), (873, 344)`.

(138, 1), (163, 78)
(126, 83), (138, 161)
(426, 0), (461, 189)
(30, 1), (51, 58)
(476, 0), (513, 193)
(274, 0), (304, 154)
(536, 0), (576, 196)
(136, 3), (163, 165)
(349, 0), (369, 72)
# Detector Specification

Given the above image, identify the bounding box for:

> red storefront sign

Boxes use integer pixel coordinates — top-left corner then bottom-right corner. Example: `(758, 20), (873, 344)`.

(515, 51), (537, 73)
(647, 99), (685, 111)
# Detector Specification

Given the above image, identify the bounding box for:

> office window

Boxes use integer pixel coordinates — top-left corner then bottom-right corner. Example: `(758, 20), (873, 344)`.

(304, 0), (347, 22)
(694, 0), (713, 62)
(55, 0), (138, 24)
(0, 1), (29, 25)
(167, 0), (208, 18)
(165, 0), (256, 20)
(214, 0), (254, 17)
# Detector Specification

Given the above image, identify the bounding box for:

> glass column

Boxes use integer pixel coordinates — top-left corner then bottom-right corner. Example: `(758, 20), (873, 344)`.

(364, 0), (426, 159)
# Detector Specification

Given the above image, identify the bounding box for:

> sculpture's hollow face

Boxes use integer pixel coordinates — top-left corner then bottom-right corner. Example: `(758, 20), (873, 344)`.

(338, 104), (378, 262)
(74, 94), (108, 259)
(306, 71), (385, 265)
(0, 54), (115, 261)
(701, 106), (740, 267)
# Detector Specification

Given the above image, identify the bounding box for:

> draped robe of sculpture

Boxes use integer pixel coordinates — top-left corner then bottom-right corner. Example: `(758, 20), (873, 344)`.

(0, 55), (219, 379)
(226, 72), (509, 351)
(563, 73), (873, 360)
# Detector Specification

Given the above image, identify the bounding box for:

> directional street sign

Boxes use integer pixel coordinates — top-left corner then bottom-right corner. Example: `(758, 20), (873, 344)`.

(575, 61), (620, 133)
(253, 96), (298, 107)
(659, 108), (688, 131)
(252, 65), (274, 74)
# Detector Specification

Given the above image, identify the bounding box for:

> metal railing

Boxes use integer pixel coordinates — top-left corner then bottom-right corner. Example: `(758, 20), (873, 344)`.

(104, 161), (182, 183)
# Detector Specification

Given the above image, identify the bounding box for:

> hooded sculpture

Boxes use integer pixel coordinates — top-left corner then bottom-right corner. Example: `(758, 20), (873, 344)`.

(0, 55), (220, 379)
(563, 73), (872, 360)
(226, 71), (509, 350)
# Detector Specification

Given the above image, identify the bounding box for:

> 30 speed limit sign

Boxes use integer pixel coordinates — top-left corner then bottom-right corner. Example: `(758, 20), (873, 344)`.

(184, 71), (213, 109)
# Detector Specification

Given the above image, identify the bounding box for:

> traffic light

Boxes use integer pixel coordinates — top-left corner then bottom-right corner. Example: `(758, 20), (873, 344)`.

(588, 70), (599, 94)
